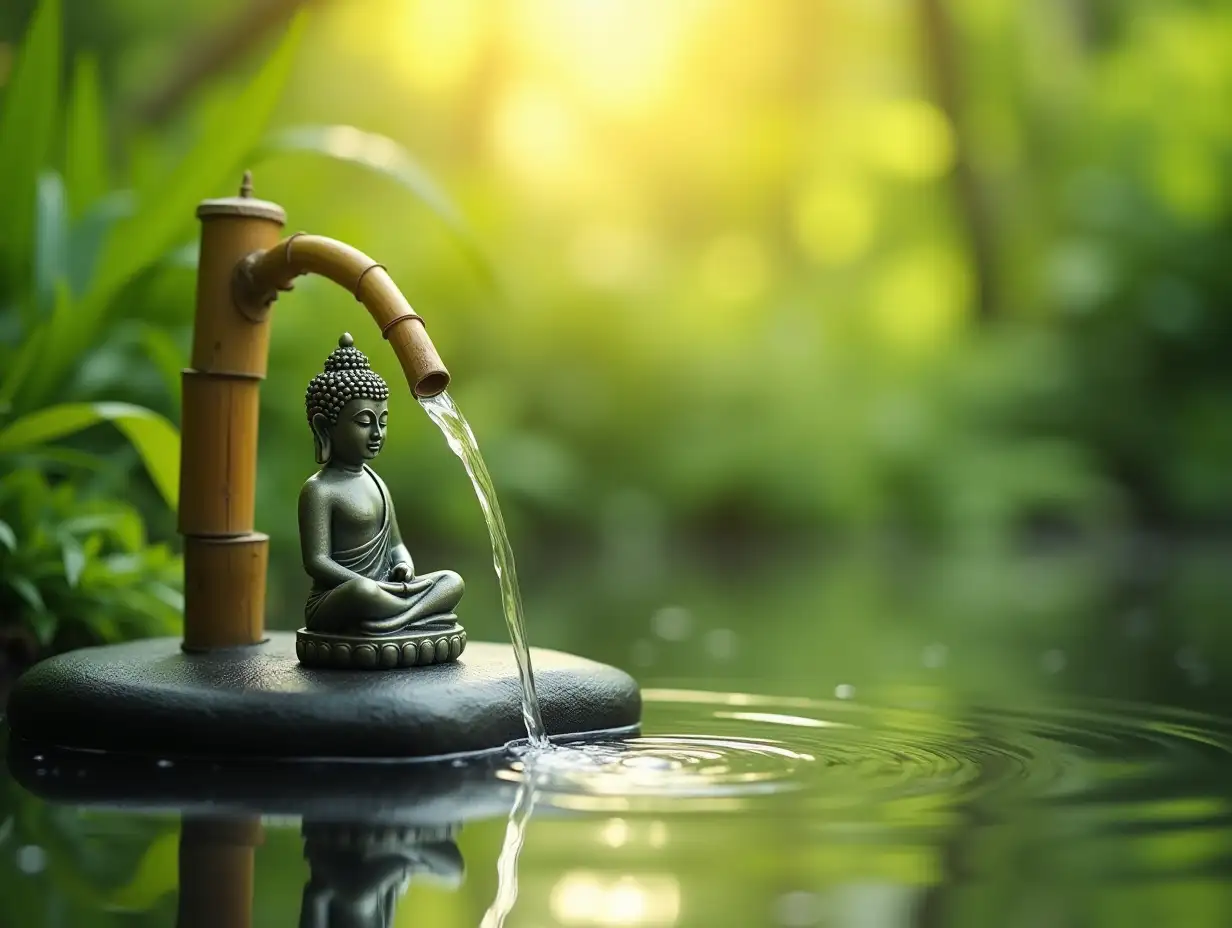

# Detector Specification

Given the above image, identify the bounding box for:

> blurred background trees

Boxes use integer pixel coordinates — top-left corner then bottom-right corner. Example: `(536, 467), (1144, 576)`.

(1, 0), (1231, 673)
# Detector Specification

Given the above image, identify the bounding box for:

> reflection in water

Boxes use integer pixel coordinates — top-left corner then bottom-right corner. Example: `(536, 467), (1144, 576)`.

(177, 819), (262, 928)
(479, 777), (537, 928)
(7, 681), (1232, 926)
(298, 822), (464, 928)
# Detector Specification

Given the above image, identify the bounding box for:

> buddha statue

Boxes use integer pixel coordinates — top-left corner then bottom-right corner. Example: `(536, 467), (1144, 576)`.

(295, 334), (466, 669)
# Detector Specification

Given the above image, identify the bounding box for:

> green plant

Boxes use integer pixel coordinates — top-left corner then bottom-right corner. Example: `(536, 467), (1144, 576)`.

(0, 468), (182, 653)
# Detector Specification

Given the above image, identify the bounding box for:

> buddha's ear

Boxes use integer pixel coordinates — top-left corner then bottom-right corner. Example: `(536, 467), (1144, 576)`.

(311, 414), (332, 465)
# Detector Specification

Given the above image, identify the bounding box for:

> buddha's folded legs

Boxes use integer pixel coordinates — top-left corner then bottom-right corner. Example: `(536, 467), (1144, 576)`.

(305, 570), (465, 636)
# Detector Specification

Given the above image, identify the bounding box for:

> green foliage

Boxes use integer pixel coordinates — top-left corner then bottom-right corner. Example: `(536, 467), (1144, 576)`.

(0, 468), (182, 648)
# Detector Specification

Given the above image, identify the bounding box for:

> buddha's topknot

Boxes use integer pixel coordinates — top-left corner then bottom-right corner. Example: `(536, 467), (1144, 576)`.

(305, 333), (390, 426)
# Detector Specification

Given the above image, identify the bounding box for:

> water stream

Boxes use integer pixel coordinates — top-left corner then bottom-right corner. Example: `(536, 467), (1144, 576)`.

(419, 391), (549, 748)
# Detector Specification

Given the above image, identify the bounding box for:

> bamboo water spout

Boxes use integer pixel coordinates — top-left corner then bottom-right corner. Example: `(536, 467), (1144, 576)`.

(180, 172), (449, 651)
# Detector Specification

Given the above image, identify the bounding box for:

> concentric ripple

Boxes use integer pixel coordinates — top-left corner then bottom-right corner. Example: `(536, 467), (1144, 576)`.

(495, 688), (1232, 817)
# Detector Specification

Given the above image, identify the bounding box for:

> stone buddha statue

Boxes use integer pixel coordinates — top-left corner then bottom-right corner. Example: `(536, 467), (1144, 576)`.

(295, 334), (466, 669)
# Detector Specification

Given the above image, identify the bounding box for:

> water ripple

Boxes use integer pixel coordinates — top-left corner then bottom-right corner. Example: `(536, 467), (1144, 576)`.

(495, 689), (1232, 819)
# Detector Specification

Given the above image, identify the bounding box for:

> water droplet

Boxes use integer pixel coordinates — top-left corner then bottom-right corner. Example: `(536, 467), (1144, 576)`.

(704, 628), (737, 661)
(651, 606), (693, 642)
(32, 755), (43, 762)
(156, 759), (174, 769)
(16, 845), (47, 875)
(631, 639), (656, 667)
(1042, 650), (1067, 674)
(776, 890), (825, 926)
(922, 643), (948, 669)
(835, 684), (855, 700)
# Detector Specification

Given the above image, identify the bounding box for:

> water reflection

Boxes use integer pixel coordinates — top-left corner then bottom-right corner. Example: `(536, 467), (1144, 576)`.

(5, 679), (1232, 925)
(299, 822), (464, 928)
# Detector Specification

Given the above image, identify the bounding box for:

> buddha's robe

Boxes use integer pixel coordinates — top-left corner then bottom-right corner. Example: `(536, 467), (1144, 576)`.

(305, 467), (461, 635)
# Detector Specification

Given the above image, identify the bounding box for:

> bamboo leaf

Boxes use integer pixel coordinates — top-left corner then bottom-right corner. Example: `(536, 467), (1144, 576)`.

(255, 124), (497, 287)
(19, 12), (308, 407)
(0, 402), (180, 511)
(65, 55), (108, 218)
(0, 0), (61, 284)
(0, 519), (15, 552)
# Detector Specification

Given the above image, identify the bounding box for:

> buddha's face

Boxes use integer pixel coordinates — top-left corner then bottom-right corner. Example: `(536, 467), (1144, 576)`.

(326, 398), (389, 465)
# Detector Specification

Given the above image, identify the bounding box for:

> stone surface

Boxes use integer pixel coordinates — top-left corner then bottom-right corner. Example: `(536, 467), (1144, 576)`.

(5, 632), (640, 760)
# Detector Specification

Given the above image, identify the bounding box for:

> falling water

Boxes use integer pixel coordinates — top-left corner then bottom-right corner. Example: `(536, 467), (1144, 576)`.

(419, 391), (549, 747)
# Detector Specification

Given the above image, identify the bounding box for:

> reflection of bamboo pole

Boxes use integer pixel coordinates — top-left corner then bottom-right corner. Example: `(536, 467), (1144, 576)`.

(917, 0), (999, 323)
(177, 818), (263, 928)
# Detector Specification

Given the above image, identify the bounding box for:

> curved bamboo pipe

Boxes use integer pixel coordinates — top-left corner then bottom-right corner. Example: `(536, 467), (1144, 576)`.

(234, 233), (449, 398)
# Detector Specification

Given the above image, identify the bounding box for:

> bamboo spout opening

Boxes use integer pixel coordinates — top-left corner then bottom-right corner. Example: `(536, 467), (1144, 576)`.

(235, 233), (449, 397)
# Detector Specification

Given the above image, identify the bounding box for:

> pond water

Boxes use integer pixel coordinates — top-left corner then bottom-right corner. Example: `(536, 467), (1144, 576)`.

(2, 543), (1232, 925)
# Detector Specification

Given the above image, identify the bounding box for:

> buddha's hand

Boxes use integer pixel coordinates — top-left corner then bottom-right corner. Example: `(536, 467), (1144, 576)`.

(390, 562), (413, 582)
(377, 577), (433, 597)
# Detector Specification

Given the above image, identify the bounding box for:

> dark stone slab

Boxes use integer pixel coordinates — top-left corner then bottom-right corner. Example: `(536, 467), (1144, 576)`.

(5, 632), (640, 761)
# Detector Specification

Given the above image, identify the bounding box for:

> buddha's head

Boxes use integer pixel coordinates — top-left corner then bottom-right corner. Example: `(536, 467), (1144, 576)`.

(305, 333), (391, 467)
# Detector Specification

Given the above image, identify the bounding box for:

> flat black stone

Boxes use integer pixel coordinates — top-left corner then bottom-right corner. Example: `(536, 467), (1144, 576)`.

(5, 632), (640, 761)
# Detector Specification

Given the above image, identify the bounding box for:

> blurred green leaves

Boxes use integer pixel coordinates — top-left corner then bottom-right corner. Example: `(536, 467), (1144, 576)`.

(0, 469), (182, 648)
(17, 11), (309, 409)
(256, 123), (497, 287)
(0, 0), (59, 290)
(0, 402), (180, 510)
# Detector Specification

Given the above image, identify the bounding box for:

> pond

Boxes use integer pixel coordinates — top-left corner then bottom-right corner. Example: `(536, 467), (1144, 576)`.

(2, 543), (1231, 926)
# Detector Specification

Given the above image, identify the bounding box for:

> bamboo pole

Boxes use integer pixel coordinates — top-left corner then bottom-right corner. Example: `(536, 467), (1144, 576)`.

(181, 175), (284, 650)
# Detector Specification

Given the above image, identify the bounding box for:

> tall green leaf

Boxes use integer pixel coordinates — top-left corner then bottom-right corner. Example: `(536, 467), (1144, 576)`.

(0, 0), (60, 285)
(0, 0), (61, 288)
(33, 171), (67, 310)
(256, 124), (497, 288)
(64, 55), (107, 218)
(18, 12), (308, 408)
(0, 402), (180, 511)
(91, 13), (308, 302)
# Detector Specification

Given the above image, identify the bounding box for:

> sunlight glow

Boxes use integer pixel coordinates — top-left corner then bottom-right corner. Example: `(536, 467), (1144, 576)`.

(550, 872), (681, 926)
(492, 83), (584, 186)
(600, 818), (630, 848)
(865, 100), (955, 181)
(511, 0), (703, 114)
(794, 175), (878, 264)
(399, 0), (483, 92)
